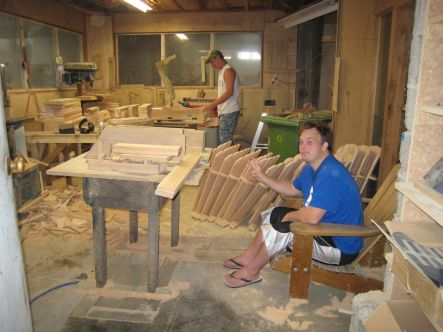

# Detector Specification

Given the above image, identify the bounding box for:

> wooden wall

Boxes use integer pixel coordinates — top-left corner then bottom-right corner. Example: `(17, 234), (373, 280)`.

(333, 0), (378, 149)
(0, 0), (84, 32)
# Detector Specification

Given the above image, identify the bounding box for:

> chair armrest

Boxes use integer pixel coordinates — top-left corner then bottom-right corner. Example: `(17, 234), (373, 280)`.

(289, 221), (382, 237)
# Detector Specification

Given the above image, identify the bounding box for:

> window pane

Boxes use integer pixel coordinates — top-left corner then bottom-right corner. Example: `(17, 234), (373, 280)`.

(165, 33), (210, 86)
(117, 35), (161, 85)
(215, 32), (262, 86)
(0, 14), (23, 88)
(59, 29), (82, 63)
(24, 20), (56, 88)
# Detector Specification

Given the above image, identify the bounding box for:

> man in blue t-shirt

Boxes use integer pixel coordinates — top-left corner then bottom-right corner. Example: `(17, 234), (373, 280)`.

(223, 122), (364, 288)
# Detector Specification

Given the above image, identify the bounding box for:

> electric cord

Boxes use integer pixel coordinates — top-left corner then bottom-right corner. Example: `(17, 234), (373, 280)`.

(29, 280), (79, 304)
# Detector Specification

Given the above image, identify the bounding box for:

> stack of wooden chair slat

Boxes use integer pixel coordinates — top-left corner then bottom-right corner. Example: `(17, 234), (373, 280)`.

(40, 98), (83, 131)
(192, 142), (306, 229)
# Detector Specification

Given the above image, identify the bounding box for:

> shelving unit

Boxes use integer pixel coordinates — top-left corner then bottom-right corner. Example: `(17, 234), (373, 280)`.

(388, 1), (443, 331)
(396, 182), (443, 227)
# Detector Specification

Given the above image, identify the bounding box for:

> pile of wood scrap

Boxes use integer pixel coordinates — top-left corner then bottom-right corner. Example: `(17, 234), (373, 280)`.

(40, 98), (84, 131)
(192, 142), (306, 229)
(18, 185), (136, 254)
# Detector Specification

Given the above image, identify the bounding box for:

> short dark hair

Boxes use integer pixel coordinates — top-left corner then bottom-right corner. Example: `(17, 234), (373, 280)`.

(300, 121), (333, 151)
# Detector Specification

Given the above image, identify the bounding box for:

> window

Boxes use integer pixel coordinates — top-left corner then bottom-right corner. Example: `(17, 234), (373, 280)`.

(58, 29), (83, 63)
(24, 20), (57, 88)
(117, 34), (161, 86)
(165, 33), (210, 86)
(116, 32), (262, 87)
(214, 32), (262, 86)
(0, 14), (23, 88)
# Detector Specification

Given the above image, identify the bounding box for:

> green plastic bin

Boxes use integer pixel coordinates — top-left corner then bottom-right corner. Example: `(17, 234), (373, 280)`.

(261, 114), (332, 162)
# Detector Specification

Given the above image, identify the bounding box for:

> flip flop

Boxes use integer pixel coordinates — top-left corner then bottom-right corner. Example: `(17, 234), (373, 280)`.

(223, 258), (244, 270)
(224, 271), (262, 288)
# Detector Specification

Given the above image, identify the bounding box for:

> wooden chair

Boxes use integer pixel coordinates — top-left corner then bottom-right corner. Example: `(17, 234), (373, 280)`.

(286, 164), (400, 299)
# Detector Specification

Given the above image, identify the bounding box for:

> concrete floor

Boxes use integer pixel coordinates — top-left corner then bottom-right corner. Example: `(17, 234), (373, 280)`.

(22, 181), (356, 331)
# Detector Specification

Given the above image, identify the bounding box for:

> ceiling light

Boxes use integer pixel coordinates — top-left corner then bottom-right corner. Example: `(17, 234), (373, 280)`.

(176, 33), (189, 41)
(123, 0), (152, 13)
(277, 0), (338, 28)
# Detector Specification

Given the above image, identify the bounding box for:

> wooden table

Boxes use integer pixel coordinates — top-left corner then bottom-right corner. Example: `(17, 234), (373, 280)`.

(47, 154), (180, 292)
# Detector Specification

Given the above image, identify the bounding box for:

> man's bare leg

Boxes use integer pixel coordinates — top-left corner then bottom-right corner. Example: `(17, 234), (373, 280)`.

(223, 229), (265, 267)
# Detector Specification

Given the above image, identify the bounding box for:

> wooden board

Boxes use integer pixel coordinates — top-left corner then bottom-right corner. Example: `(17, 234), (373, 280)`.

(155, 152), (201, 199)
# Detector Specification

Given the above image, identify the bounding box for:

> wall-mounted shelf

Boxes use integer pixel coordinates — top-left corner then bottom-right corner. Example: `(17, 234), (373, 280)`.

(396, 182), (443, 227)
(420, 104), (443, 116)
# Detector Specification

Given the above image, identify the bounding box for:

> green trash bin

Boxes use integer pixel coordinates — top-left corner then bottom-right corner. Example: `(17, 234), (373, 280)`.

(261, 114), (332, 162)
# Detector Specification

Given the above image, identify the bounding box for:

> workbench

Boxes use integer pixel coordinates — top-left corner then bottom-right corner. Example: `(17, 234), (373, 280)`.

(25, 131), (98, 185)
(47, 154), (180, 292)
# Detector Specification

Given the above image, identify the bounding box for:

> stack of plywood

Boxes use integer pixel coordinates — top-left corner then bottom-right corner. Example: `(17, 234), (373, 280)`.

(40, 98), (83, 131)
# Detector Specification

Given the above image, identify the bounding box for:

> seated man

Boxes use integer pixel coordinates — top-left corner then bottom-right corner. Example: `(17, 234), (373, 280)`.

(223, 122), (364, 288)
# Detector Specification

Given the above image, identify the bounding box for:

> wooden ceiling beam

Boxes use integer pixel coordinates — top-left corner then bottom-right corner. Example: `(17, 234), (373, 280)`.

(196, 0), (206, 10)
(172, 0), (184, 10)
(146, 0), (162, 11)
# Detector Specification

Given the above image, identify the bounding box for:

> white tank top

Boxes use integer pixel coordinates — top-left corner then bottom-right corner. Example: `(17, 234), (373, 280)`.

(217, 63), (240, 115)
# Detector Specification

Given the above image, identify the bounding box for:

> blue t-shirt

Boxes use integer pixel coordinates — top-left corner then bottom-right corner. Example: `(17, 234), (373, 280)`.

(293, 154), (364, 254)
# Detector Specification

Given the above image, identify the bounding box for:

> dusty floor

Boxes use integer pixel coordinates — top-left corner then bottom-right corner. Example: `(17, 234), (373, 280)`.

(20, 178), (358, 331)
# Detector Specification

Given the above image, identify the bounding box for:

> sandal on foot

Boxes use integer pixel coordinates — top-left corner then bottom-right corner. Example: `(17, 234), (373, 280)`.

(223, 258), (244, 270)
(224, 271), (262, 288)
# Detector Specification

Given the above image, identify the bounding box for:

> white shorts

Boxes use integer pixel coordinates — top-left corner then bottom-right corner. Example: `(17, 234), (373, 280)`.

(260, 207), (341, 265)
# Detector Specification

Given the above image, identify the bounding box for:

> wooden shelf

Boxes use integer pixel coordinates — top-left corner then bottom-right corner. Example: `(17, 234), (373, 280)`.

(420, 105), (443, 116)
(395, 182), (443, 227)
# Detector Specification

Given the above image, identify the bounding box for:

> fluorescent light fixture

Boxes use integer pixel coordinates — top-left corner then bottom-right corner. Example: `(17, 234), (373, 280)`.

(277, 0), (338, 28)
(176, 33), (188, 41)
(238, 51), (261, 60)
(123, 0), (152, 13)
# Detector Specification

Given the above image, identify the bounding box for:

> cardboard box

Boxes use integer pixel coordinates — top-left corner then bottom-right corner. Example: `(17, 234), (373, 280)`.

(364, 300), (437, 332)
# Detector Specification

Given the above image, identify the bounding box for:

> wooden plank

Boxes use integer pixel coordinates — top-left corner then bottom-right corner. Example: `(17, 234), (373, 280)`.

(155, 152), (201, 199)
(47, 153), (164, 182)
(112, 143), (181, 157)
(88, 159), (164, 175)
(26, 131), (98, 144)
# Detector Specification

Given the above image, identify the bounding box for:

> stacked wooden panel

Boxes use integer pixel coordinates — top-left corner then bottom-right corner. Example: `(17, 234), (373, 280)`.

(40, 98), (83, 131)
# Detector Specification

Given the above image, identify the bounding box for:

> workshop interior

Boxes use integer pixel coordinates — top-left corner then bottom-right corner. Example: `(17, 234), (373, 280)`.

(1, 0), (442, 331)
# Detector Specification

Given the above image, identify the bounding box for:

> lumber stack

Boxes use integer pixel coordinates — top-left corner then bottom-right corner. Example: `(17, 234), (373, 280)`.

(40, 98), (83, 131)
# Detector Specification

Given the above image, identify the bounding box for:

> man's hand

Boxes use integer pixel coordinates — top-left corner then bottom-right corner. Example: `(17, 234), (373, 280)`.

(203, 104), (214, 118)
(249, 159), (266, 182)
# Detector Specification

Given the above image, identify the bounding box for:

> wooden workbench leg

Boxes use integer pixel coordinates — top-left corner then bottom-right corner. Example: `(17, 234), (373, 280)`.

(129, 210), (138, 243)
(64, 144), (73, 186)
(92, 205), (107, 288)
(147, 210), (159, 292)
(171, 191), (180, 247)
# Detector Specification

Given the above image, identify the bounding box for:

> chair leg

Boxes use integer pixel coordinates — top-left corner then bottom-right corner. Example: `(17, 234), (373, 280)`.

(290, 234), (313, 299)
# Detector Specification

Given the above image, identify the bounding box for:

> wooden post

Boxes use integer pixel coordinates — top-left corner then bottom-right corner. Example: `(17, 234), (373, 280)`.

(148, 209), (159, 292)
(171, 191), (180, 247)
(92, 205), (107, 288)
(129, 210), (138, 243)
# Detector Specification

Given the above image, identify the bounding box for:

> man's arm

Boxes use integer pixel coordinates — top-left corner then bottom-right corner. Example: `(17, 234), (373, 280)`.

(282, 206), (326, 225)
(203, 68), (236, 113)
(249, 159), (301, 197)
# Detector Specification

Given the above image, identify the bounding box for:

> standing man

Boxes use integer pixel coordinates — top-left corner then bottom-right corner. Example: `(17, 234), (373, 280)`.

(204, 50), (240, 145)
